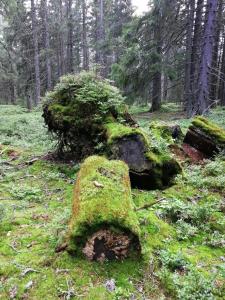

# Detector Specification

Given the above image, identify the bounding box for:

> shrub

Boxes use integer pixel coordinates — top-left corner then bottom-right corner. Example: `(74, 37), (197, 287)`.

(43, 72), (127, 160)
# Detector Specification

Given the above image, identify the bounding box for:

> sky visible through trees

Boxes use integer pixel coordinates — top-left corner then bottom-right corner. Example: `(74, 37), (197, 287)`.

(0, 0), (224, 116)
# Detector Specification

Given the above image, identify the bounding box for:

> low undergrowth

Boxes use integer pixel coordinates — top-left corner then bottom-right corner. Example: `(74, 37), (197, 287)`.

(0, 104), (225, 299)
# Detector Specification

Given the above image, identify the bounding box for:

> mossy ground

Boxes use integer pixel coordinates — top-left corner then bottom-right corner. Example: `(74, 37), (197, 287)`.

(0, 104), (224, 299)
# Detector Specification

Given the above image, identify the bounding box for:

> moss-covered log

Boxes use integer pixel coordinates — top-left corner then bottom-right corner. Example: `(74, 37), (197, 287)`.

(184, 117), (225, 157)
(105, 123), (182, 190)
(68, 156), (141, 261)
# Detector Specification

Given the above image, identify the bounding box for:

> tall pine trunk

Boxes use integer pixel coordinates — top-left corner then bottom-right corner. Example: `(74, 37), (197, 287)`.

(194, 0), (218, 115)
(187, 0), (204, 116)
(150, 3), (162, 112)
(82, 0), (89, 70)
(31, 0), (41, 105)
(209, 0), (223, 104)
(184, 0), (195, 113)
(219, 36), (225, 105)
(66, 0), (73, 73)
(42, 0), (52, 90)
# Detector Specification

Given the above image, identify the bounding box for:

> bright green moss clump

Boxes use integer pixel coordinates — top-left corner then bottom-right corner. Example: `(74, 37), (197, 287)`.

(68, 156), (140, 254)
(191, 116), (225, 145)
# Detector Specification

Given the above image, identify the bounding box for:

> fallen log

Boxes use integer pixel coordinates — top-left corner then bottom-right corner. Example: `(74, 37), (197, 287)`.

(183, 117), (225, 157)
(105, 123), (182, 190)
(68, 156), (141, 262)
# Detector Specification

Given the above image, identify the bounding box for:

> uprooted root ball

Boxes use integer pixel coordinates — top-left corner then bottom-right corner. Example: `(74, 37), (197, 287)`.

(42, 71), (129, 161)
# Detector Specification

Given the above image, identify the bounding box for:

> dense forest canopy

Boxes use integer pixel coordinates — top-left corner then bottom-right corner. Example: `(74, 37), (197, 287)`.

(0, 0), (224, 115)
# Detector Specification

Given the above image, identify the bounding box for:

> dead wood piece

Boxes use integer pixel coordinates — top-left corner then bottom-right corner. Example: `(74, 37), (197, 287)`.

(83, 230), (130, 262)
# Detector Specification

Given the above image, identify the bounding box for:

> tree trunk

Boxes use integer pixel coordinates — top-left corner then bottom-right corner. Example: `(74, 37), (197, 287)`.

(82, 0), (89, 70)
(184, 0), (195, 112)
(59, 0), (65, 76)
(219, 36), (225, 105)
(209, 0), (223, 105)
(194, 0), (218, 115)
(66, 0), (73, 73)
(42, 0), (52, 90)
(150, 4), (162, 112)
(187, 0), (204, 116)
(31, 0), (41, 105)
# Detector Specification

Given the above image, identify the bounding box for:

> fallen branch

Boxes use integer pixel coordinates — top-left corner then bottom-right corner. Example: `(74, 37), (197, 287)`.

(135, 198), (166, 211)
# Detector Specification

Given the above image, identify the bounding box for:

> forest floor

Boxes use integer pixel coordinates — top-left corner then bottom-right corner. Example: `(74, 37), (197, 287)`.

(0, 104), (225, 300)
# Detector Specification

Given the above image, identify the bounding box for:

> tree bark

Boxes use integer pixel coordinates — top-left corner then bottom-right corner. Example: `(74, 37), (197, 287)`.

(184, 0), (195, 112)
(41, 0), (52, 90)
(66, 0), (73, 73)
(82, 0), (89, 70)
(209, 0), (223, 104)
(150, 4), (162, 112)
(31, 0), (41, 105)
(187, 0), (204, 116)
(219, 36), (225, 105)
(194, 0), (218, 115)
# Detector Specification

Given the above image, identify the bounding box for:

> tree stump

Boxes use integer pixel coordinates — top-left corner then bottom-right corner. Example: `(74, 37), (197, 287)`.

(105, 123), (182, 190)
(183, 117), (225, 157)
(68, 156), (140, 261)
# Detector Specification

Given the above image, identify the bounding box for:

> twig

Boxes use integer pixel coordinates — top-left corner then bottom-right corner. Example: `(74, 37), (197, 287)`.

(135, 198), (166, 211)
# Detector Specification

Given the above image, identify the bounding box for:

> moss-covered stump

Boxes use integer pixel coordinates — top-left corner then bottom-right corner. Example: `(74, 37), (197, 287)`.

(105, 123), (182, 190)
(184, 117), (225, 157)
(150, 121), (183, 144)
(68, 156), (141, 262)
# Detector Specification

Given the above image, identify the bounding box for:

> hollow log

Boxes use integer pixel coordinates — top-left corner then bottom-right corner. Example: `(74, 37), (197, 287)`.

(105, 123), (182, 190)
(183, 117), (225, 157)
(68, 156), (140, 261)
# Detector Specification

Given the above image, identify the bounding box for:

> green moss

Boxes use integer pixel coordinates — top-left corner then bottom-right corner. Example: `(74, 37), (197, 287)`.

(149, 121), (175, 144)
(105, 122), (150, 146)
(139, 211), (175, 257)
(68, 156), (140, 252)
(192, 116), (225, 145)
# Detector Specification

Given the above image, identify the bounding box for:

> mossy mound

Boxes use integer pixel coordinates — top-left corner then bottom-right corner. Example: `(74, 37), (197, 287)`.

(149, 121), (183, 144)
(68, 156), (141, 260)
(42, 72), (127, 160)
(184, 116), (225, 157)
(105, 123), (182, 190)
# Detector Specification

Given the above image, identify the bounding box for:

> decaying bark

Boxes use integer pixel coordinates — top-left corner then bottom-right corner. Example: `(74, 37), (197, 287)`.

(83, 230), (131, 262)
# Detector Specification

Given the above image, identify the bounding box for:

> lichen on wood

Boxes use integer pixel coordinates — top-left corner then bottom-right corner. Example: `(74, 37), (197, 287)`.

(68, 156), (141, 261)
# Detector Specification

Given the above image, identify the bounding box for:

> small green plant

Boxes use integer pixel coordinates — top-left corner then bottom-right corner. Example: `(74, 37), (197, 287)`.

(204, 231), (225, 248)
(175, 220), (198, 241)
(160, 199), (213, 226)
(158, 250), (190, 272)
(10, 184), (43, 202)
(172, 269), (216, 300)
